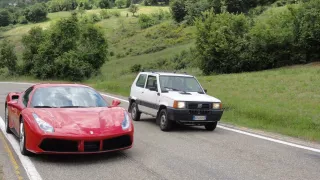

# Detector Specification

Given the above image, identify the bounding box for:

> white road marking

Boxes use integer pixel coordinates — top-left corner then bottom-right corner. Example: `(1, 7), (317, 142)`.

(101, 93), (320, 154)
(0, 117), (43, 180)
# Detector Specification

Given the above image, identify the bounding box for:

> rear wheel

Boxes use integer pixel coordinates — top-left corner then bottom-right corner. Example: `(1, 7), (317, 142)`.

(19, 119), (30, 156)
(159, 109), (173, 131)
(205, 122), (218, 131)
(130, 102), (141, 121)
(5, 105), (11, 134)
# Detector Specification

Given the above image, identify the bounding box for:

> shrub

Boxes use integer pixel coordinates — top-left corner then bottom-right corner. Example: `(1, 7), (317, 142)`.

(170, 0), (187, 23)
(24, 3), (48, 23)
(115, 0), (126, 8)
(138, 14), (155, 28)
(128, 4), (139, 16)
(130, 64), (142, 73)
(100, 9), (111, 19)
(184, 0), (211, 24)
(111, 10), (121, 17)
(0, 9), (10, 26)
(0, 39), (17, 75)
(98, 0), (112, 9)
(90, 13), (101, 22)
(19, 16), (28, 24)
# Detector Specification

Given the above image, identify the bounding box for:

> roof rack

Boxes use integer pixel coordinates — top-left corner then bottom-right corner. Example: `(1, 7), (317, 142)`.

(141, 69), (189, 74)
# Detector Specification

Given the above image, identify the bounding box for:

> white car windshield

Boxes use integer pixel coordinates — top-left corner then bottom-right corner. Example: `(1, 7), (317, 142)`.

(159, 75), (204, 93)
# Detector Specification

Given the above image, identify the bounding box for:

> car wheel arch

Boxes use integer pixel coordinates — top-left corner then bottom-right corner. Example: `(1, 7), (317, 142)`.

(156, 105), (167, 124)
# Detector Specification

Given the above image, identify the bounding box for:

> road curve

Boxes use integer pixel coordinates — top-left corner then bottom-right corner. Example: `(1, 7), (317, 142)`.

(0, 83), (320, 180)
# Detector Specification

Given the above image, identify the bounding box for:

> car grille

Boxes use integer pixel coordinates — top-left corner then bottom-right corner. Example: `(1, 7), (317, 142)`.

(84, 141), (100, 152)
(189, 109), (211, 115)
(103, 135), (132, 151)
(188, 103), (211, 109)
(39, 139), (78, 152)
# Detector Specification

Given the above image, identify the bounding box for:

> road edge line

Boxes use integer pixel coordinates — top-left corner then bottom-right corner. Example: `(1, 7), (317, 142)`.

(0, 117), (43, 180)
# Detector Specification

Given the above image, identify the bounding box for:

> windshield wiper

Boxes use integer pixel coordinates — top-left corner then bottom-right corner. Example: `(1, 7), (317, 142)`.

(59, 106), (90, 108)
(33, 106), (57, 108)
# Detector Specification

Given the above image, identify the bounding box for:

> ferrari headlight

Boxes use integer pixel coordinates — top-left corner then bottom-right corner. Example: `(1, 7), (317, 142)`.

(212, 103), (222, 110)
(173, 101), (186, 109)
(32, 113), (54, 133)
(122, 111), (130, 130)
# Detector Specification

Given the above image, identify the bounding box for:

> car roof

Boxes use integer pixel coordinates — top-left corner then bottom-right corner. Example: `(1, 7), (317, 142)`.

(32, 83), (90, 89)
(140, 72), (194, 77)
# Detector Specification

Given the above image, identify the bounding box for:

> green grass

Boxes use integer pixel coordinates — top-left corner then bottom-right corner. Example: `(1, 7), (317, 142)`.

(1, 5), (320, 142)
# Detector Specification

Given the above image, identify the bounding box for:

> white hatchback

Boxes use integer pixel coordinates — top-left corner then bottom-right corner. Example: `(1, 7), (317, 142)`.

(128, 71), (224, 131)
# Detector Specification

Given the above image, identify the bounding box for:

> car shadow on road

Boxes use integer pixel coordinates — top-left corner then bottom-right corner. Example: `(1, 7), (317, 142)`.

(139, 118), (217, 133)
(29, 150), (128, 164)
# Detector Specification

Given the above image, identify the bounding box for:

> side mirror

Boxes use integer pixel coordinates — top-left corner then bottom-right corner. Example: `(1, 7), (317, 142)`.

(112, 100), (121, 106)
(204, 89), (207, 93)
(7, 100), (18, 107)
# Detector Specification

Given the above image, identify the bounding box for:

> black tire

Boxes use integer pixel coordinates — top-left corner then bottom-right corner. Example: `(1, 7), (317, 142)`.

(4, 105), (11, 134)
(205, 122), (218, 131)
(159, 109), (173, 131)
(19, 119), (31, 156)
(130, 102), (141, 121)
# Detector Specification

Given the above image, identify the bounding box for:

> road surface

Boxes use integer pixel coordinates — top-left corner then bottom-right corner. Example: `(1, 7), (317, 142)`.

(0, 82), (320, 180)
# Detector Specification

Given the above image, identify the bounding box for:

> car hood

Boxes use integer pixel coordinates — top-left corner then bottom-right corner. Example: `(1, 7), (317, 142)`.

(31, 107), (126, 135)
(162, 91), (221, 102)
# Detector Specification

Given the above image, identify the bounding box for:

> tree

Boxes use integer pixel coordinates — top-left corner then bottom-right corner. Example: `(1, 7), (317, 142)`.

(98, 0), (112, 9)
(128, 4), (138, 16)
(170, 0), (187, 23)
(0, 9), (10, 26)
(195, 10), (249, 74)
(24, 3), (48, 22)
(0, 39), (17, 75)
(115, 0), (126, 8)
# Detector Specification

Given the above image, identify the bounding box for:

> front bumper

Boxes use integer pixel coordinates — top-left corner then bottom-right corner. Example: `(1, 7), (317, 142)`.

(166, 108), (223, 125)
(25, 124), (134, 154)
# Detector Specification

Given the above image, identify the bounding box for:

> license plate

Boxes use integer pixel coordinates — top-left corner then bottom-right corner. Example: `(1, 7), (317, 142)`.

(193, 115), (206, 121)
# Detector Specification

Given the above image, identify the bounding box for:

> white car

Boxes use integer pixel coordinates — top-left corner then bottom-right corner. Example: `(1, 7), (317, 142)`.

(128, 71), (224, 131)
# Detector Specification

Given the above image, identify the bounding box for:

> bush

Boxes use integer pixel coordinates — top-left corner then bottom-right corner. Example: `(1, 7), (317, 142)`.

(98, 0), (112, 9)
(128, 4), (139, 16)
(21, 15), (108, 81)
(130, 64), (142, 73)
(0, 9), (10, 27)
(138, 14), (155, 28)
(19, 16), (28, 24)
(90, 13), (101, 22)
(111, 10), (121, 17)
(195, 10), (250, 74)
(170, 0), (187, 23)
(115, 0), (126, 8)
(100, 9), (111, 19)
(24, 3), (48, 23)
(0, 39), (17, 75)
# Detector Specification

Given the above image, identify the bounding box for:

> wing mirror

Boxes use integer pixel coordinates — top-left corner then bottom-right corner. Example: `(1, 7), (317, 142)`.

(204, 89), (207, 93)
(112, 100), (121, 106)
(7, 100), (18, 106)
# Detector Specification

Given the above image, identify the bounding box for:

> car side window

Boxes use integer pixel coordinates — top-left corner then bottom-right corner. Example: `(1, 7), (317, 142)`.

(23, 87), (33, 107)
(146, 76), (158, 90)
(136, 74), (147, 88)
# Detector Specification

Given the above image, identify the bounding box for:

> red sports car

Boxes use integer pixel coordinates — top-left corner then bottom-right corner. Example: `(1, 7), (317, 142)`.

(4, 83), (134, 156)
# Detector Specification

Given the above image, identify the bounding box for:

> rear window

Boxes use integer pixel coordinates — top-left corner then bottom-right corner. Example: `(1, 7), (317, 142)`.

(136, 74), (147, 88)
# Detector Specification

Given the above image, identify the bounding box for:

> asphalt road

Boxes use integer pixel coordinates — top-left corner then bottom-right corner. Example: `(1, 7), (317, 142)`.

(0, 83), (320, 180)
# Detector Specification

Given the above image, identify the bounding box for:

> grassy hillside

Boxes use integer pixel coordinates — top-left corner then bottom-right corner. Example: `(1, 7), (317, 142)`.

(1, 5), (320, 142)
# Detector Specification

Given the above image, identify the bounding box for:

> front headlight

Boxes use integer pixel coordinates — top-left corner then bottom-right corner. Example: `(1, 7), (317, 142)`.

(173, 101), (186, 109)
(122, 111), (130, 130)
(212, 103), (222, 110)
(32, 113), (54, 133)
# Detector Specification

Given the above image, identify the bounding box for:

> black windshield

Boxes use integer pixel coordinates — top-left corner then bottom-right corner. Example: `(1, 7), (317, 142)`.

(31, 86), (108, 108)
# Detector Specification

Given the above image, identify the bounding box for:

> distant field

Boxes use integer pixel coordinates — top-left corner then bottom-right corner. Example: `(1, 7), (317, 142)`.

(0, 5), (320, 142)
